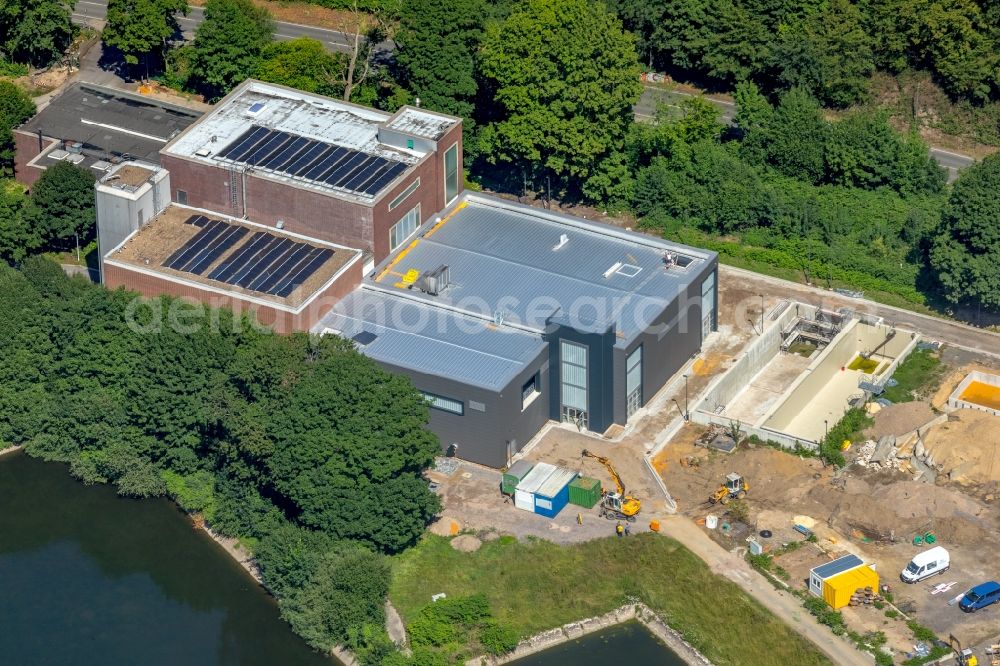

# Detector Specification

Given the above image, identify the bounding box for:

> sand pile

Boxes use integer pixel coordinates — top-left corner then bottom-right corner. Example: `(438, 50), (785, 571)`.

(807, 479), (995, 545)
(863, 401), (937, 440)
(922, 410), (1000, 488)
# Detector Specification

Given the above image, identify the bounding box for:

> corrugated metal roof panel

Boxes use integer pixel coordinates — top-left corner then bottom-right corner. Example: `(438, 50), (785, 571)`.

(315, 289), (545, 391)
(387, 108), (456, 139)
(516, 462), (557, 494)
(536, 468), (578, 499)
(375, 196), (716, 343)
(811, 554), (864, 580)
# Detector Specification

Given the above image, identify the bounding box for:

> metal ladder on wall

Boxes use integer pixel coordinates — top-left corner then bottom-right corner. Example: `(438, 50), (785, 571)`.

(229, 166), (240, 213)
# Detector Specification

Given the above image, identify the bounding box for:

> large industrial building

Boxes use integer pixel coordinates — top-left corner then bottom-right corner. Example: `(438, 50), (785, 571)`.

(315, 194), (718, 466)
(42, 79), (717, 467)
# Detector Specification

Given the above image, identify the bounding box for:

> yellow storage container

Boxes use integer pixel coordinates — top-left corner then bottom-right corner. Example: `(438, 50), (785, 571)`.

(822, 565), (879, 609)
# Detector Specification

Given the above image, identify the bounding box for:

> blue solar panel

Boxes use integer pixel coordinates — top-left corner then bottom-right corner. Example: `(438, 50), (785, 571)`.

(222, 126), (271, 161)
(163, 220), (225, 270)
(186, 226), (248, 275)
(208, 232), (270, 282)
(274, 248), (335, 297)
(251, 244), (315, 293)
(233, 238), (294, 288)
(216, 126), (409, 196)
(245, 243), (300, 291)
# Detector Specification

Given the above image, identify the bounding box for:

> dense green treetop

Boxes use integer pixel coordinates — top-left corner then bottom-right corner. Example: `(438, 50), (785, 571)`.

(253, 38), (345, 97)
(190, 0), (273, 101)
(478, 0), (643, 202)
(0, 0), (75, 68)
(102, 0), (188, 67)
(395, 0), (485, 122)
(23, 162), (96, 246)
(930, 154), (1000, 312)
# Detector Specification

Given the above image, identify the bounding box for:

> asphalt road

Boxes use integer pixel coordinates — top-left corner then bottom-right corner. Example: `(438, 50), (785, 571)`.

(636, 85), (975, 182)
(71, 0), (357, 51)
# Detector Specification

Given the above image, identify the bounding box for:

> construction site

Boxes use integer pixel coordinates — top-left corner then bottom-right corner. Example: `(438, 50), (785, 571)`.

(422, 271), (1000, 665)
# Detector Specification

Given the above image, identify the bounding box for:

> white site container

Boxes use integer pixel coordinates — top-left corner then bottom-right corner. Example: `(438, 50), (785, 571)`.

(514, 462), (557, 513)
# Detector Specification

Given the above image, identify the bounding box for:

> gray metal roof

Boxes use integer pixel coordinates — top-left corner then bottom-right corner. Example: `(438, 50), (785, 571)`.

(313, 287), (546, 391)
(19, 83), (201, 165)
(810, 554), (864, 580)
(372, 194), (716, 346)
(386, 108), (458, 140)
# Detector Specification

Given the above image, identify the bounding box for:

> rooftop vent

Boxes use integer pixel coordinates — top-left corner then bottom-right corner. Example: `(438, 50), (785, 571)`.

(276, 219), (285, 230)
(553, 233), (569, 251)
(91, 160), (112, 172)
(66, 154), (85, 165)
(48, 149), (69, 161)
(195, 147), (212, 157)
(416, 264), (450, 296)
(352, 331), (377, 346)
(603, 261), (623, 279)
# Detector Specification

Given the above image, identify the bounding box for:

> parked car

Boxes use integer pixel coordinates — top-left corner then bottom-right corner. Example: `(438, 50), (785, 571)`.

(900, 546), (950, 583)
(959, 581), (1000, 612)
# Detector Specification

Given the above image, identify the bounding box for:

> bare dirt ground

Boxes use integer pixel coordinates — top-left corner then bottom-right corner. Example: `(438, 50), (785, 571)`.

(188, 0), (369, 31)
(864, 401), (938, 441)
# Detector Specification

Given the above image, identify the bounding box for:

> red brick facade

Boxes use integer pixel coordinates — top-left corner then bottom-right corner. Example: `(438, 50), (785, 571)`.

(161, 120), (464, 264)
(13, 130), (57, 188)
(103, 257), (362, 334)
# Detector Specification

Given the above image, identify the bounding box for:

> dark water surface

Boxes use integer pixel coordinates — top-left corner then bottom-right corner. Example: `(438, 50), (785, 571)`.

(514, 620), (688, 665)
(0, 451), (334, 666)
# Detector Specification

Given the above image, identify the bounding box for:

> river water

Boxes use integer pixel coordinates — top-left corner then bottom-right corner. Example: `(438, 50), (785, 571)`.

(514, 620), (688, 665)
(0, 451), (334, 666)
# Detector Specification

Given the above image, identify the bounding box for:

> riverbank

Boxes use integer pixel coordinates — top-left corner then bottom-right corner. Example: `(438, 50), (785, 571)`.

(467, 602), (710, 666)
(0, 444), (22, 458)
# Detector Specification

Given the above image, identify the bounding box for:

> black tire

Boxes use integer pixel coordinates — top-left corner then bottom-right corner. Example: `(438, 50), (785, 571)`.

(737, 490), (747, 500)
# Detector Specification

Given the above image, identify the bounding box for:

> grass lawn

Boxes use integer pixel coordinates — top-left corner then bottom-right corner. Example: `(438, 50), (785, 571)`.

(882, 348), (946, 403)
(391, 533), (832, 666)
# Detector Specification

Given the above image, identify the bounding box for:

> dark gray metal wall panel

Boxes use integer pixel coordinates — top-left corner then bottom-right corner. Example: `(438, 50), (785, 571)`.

(544, 324), (616, 435)
(366, 347), (550, 468)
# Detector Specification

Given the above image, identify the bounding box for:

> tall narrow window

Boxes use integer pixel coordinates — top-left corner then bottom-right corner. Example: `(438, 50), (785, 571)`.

(560, 340), (588, 428)
(390, 205), (420, 251)
(626, 346), (642, 418)
(444, 143), (459, 204)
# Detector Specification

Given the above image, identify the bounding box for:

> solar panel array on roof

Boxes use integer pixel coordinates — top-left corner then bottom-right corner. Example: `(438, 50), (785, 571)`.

(162, 216), (335, 298)
(217, 125), (408, 197)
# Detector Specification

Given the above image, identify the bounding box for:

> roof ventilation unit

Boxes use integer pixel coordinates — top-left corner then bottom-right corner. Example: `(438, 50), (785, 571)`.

(553, 233), (569, 251)
(417, 264), (450, 296)
(603, 261), (623, 279)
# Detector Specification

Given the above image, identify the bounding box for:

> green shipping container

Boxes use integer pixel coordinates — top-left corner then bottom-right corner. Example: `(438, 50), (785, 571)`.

(502, 459), (534, 495)
(568, 477), (601, 508)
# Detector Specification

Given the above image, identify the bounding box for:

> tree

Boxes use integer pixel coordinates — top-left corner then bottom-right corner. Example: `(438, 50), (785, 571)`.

(190, 0), (273, 101)
(395, 0), (485, 120)
(824, 110), (944, 194)
(0, 81), (36, 177)
(773, 0), (874, 107)
(478, 0), (643, 202)
(733, 80), (772, 165)
(765, 87), (827, 184)
(254, 38), (345, 97)
(337, 10), (386, 104)
(23, 162), (96, 247)
(930, 154), (1000, 312)
(0, 0), (74, 68)
(0, 181), (37, 262)
(102, 0), (188, 71)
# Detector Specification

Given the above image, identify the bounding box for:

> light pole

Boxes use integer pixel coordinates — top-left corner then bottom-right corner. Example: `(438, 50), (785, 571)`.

(683, 374), (689, 421)
(824, 419), (829, 441)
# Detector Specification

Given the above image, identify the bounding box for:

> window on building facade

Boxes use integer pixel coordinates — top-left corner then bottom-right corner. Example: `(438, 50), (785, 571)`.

(390, 205), (420, 251)
(444, 143), (459, 204)
(522, 373), (541, 410)
(388, 178), (420, 211)
(422, 391), (464, 415)
(176, 189), (188, 205)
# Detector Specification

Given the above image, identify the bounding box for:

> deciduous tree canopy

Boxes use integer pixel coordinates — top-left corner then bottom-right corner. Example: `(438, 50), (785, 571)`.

(190, 0), (273, 100)
(0, 0), (75, 68)
(102, 0), (188, 68)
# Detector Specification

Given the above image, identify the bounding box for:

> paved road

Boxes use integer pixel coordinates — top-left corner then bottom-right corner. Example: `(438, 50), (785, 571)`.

(637, 85), (975, 182)
(662, 515), (870, 666)
(72, 0), (358, 51)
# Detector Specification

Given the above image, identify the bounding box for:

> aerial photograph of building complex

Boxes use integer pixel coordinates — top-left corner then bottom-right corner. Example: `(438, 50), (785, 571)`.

(1, 0), (999, 664)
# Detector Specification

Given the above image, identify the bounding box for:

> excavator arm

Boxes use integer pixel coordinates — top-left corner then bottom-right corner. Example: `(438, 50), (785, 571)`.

(582, 449), (626, 496)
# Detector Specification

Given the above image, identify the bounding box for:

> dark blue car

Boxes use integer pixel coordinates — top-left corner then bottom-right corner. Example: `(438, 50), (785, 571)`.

(959, 581), (1000, 612)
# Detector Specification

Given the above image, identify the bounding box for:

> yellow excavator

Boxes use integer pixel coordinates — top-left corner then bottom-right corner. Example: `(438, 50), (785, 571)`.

(582, 450), (642, 522)
(709, 473), (749, 505)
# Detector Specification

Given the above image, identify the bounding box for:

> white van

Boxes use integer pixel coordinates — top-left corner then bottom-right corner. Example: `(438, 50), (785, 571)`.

(900, 546), (950, 583)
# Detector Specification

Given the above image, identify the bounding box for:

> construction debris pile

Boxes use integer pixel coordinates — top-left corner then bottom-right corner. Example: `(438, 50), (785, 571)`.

(853, 437), (904, 472)
(848, 585), (883, 607)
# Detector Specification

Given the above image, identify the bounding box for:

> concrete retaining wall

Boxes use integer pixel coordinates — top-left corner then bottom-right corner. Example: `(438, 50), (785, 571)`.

(465, 602), (711, 666)
(691, 302), (806, 416)
(948, 371), (1000, 417)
